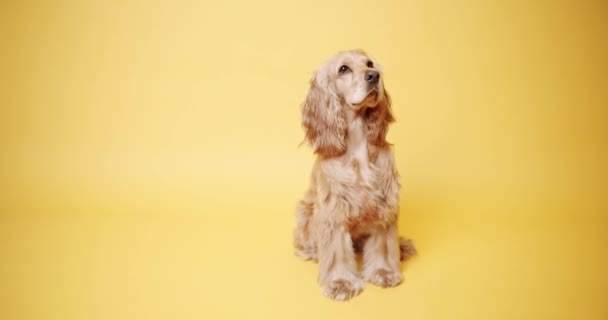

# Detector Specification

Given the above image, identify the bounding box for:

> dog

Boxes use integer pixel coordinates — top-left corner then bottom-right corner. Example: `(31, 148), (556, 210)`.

(293, 49), (415, 300)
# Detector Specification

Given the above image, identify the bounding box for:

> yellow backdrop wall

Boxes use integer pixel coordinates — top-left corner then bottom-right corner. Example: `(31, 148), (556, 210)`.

(1, 0), (607, 319)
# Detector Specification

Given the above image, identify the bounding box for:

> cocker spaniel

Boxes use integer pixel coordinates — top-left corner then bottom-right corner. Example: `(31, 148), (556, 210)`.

(293, 50), (415, 300)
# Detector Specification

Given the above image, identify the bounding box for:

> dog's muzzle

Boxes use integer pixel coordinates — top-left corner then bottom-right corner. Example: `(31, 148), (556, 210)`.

(364, 70), (380, 85)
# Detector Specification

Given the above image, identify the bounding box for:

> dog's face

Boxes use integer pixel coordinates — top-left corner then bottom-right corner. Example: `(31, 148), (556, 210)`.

(302, 50), (394, 157)
(318, 50), (384, 109)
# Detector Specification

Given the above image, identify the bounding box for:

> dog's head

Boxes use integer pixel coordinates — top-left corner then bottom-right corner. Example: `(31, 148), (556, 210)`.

(302, 50), (394, 157)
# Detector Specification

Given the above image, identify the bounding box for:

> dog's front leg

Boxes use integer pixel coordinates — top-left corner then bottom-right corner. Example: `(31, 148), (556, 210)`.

(362, 222), (403, 287)
(316, 219), (363, 301)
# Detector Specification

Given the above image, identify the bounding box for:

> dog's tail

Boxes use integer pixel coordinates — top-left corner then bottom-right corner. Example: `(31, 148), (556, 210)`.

(399, 237), (417, 261)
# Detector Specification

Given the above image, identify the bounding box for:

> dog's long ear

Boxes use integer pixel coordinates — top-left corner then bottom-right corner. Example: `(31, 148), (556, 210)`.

(365, 87), (395, 147)
(301, 72), (347, 157)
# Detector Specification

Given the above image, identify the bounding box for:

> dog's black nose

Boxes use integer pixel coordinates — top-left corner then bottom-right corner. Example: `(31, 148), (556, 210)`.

(364, 70), (380, 84)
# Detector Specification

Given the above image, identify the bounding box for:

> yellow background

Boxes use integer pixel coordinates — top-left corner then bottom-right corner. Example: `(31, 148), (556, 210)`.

(1, 0), (607, 319)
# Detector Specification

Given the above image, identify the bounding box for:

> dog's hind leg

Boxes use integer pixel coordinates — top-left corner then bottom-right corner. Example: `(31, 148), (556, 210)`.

(293, 190), (317, 261)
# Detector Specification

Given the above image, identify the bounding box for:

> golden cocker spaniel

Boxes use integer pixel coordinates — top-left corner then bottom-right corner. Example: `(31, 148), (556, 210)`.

(293, 50), (415, 300)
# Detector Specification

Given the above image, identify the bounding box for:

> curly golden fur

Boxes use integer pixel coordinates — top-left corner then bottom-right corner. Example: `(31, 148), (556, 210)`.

(294, 50), (416, 301)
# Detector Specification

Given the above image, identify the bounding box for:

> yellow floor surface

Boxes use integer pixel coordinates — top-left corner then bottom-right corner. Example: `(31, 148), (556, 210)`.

(2, 1), (607, 319)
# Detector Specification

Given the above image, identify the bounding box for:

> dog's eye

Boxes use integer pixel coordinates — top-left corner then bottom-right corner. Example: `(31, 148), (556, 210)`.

(367, 61), (374, 68)
(338, 65), (350, 74)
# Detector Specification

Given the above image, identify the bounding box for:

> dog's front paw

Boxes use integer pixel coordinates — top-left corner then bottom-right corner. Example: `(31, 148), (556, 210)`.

(365, 269), (403, 288)
(322, 278), (364, 301)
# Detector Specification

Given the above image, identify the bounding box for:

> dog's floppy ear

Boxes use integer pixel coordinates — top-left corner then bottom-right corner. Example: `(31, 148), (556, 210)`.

(365, 87), (395, 147)
(301, 72), (347, 157)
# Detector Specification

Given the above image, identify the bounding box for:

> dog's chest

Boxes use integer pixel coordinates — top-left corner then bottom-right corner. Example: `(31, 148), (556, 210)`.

(347, 117), (373, 184)
(319, 116), (387, 225)
(343, 117), (389, 229)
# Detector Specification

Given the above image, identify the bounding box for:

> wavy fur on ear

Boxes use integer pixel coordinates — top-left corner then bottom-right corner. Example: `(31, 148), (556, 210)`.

(365, 89), (395, 147)
(301, 73), (347, 157)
